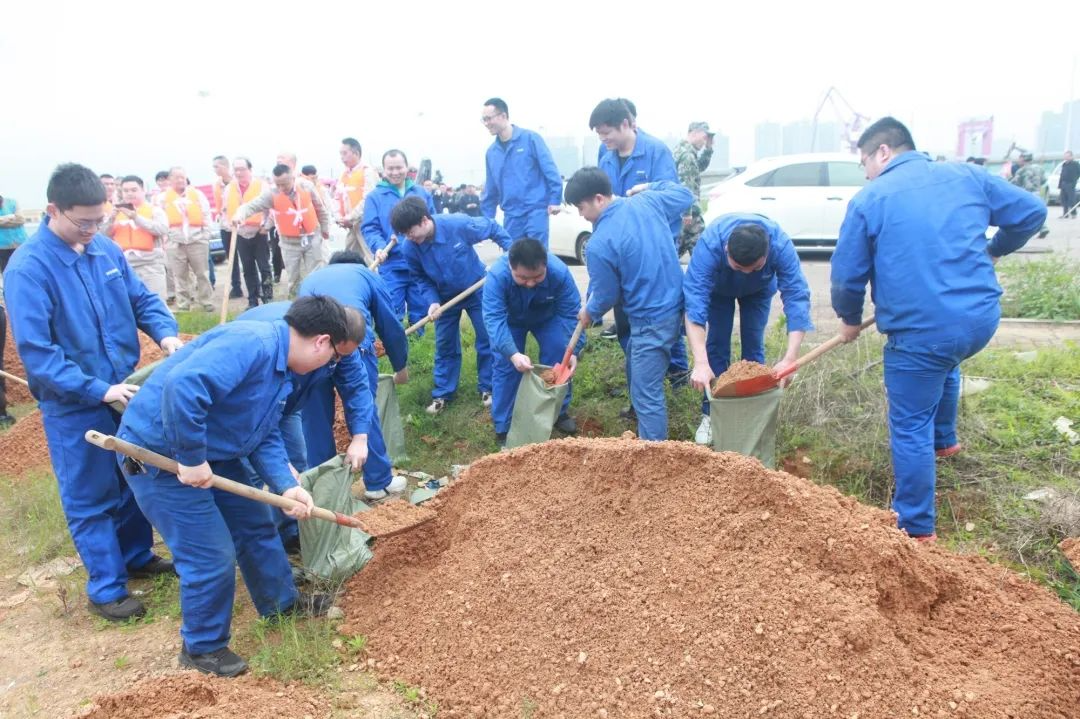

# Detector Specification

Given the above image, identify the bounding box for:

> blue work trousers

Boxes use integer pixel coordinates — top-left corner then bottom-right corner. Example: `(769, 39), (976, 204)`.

(700, 288), (773, 415)
(42, 406), (154, 604)
(617, 304), (689, 381)
(883, 316), (998, 536)
(491, 321), (572, 434)
(118, 441), (297, 655)
(627, 311), (681, 440)
(504, 208), (550, 248)
(432, 290), (493, 400)
(379, 263), (429, 329)
(299, 351), (392, 492)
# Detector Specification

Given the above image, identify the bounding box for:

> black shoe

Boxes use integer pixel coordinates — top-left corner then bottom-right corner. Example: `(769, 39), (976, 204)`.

(282, 535), (301, 556)
(273, 273), (282, 283)
(554, 414), (577, 435)
(128, 555), (177, 579)
(0, 414), (15, 428)
(228, 288), (244, 299)
(598, 325), (618, 340)
(179, 645), (248, 678)
(88, 596), (147, 622)
(667, 369), (690, 390)
(260, 279), (274, 304)
(278, 591), (334, 620)
(1037, 228), (1050, 239)
(618, 405), (637, 421)
(495, 431), (507, 449)
(246, 300), (259, 309)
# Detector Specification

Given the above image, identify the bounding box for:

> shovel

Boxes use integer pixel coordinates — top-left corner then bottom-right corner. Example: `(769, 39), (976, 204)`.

(368, 237), (397, 272)
(0, 369), (29, 387)
(404, 277), (486, 336)
(550, 319), (585, 385)
(711, 316), (876, 397)
(84, 430), (365, 530)
(218, 227), (239, 326)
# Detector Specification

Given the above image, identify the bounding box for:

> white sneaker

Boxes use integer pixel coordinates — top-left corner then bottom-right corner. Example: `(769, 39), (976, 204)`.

(364, 475), (407, 501)
(481, 391), (492, 408)
(426, 398), (447, 415)
(694, 415), (712, 445)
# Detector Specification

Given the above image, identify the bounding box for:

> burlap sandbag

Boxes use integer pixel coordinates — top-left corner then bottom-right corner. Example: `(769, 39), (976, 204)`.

(506, 364), (569, 449)
(299, 454), (373, 582)
(707, 386), (783, 468)
(376, 373), (406, 462)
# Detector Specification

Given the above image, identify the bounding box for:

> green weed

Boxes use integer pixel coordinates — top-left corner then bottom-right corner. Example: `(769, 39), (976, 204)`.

(996, 255), (1080, 320)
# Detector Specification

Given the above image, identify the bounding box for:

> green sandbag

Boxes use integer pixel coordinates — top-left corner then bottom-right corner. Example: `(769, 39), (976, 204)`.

(299, 454), (373, 582)
(109, 358), (165, 413)
(506, 364), (569, 449)
(376, 374), (406, 462)
(707, 386), (783, 468)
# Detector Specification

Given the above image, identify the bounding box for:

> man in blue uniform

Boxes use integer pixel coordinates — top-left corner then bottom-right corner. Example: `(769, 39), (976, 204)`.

(298, 254), (411, 499)
(590, 98), (689, 388)
(4, 163), (182, 622)
(362, 149), (436, 330)
(238, 300), (372, 551)
(831, 117), (1047, 542)
(391, 197), (513, 415)
(684, 214), (813, 444)
(480, 97), (563, 248)
(116, 296), (356, 677)
(565, 168), (693, 440)
(483, 238), (585, 447)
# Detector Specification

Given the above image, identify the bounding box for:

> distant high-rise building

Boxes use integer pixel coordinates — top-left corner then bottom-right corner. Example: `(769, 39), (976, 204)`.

(755, 122), (782, 159)
(1036, 100), (1080, 154)
(782, 120), (840, 154)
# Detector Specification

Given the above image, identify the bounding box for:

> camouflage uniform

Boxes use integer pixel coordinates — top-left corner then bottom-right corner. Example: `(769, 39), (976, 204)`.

(674, 139), (713, 256)
(1010, 161), (1047, 235)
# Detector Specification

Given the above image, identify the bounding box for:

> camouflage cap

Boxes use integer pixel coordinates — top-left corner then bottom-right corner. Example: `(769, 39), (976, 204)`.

(1019, 151), (1034, 161)
(688, 121), (715, 136)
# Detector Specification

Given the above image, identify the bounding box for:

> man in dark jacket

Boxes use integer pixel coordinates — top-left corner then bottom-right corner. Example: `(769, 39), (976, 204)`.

(1059, 150), (1079, 218)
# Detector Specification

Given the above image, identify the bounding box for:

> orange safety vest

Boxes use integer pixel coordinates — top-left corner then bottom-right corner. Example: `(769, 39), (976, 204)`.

(338, 166), (367, 216)
(161, 188), (205, 227)
(272, 186), (317, 237)
(225, 179), (265, 226)
(212, 179), (226, 216)
(111, 203), (157, 252)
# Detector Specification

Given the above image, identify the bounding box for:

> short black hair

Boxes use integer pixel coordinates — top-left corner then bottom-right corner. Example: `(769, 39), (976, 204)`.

(48, 164), (107, 210)
(284, 295), (350, 344)
(857, 116), (916, 154)
(99, 173), (114, 181)
(272, 163), (291, 177)
(329, 250), (366, 265)
(301, 164), (317, 176)
(343, 306), (367, 345)
(564, 167), (612, 205)
(390, 196), (431, 234)
(382, 149), (408, 167)
(155, 170), (169, 182)
(589, 98), (633, 130)
(120, 175), (144, 189)
(342, 137), (362, 156)
(234, 156), (253, 169)
(618, 98), (637, 119)
(484, 97), (508, 117)
(212, 155), (228, 164)
(508, 238), (547, 270)
(727, 224), (769, 266)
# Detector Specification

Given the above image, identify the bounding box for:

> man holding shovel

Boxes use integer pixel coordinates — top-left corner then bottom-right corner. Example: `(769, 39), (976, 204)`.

(483, 238), (585, 447)
(831, 116), (1047, 543)
(4, 163), (183, 622)
(565, 168), (693, 441)
(115, 296), (359, 677)
(684, 214), (812, 445)
(298, 253), (411, 499)
(391, 196), (513, 415)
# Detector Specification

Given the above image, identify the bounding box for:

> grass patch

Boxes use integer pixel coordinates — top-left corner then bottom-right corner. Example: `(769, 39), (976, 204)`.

(997, 255), (1080, 320)
(242, 614), (342, 686)
(0, 469), (73, 573)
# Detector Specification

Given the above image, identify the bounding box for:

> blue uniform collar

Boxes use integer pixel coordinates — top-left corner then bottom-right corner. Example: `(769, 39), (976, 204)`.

(39, 223), (106, 266)
(429, 217), (449, 246)
(273, 320), (290, 373)
(594, 197), (625, 229)
(879, 150), (928, 177)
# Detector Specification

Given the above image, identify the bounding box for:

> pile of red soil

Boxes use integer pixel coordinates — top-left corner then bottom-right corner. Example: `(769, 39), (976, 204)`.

(80, 673), (329, 718)
(374, 338), (386, 358)
(332, 401), (350, 453)
(0, 412), (49, 479)
(136, 331), (197, 368)
(3, 319), (33, 405)
(1062, 537), (1080, 570)
(340, 438), (1080, 718)
(711, 359), (773, 395)
(539, 368), (558, 388)
(355, 499), (436, 538)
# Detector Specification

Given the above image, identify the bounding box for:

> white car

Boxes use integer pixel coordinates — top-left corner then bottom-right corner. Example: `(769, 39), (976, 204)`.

(548, 202), (593, 264)
(704, 152), (866, 250)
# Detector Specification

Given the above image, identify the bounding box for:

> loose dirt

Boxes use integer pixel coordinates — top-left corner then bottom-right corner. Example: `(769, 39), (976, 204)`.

(339, 438), (1080, 718)
(1062, 537), (1080, 571)
(374, 338), (386, 358)
(539, 368), (558, 387)
(79, 673), (329, 719)
(0, 411), (49, 479)
(135, 332), (197, 369)
(355, 499), (436, 538)
(3, 318), (33, 405)
(711, 359), (773, 395)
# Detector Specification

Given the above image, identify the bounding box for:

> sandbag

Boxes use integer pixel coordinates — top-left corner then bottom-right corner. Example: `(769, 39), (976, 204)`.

(506, 364), (569, 449)
(299, 454), (373, 582)
(707, 386), (782, 468)
(108, 359), (165, 413)
(376, 374), (406, 462)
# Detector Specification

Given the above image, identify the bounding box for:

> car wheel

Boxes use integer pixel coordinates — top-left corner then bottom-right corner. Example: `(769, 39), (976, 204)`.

(575, 232), (591, 265)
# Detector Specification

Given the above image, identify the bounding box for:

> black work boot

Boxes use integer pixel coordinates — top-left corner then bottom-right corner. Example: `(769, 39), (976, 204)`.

(275, 591), (334, 620)
(554, 413), (578, 435)
(260, 278), (274, 304)
(88, 596), (147, 622)
(179, 645), (248, 677)
(128, 555), (177, 579)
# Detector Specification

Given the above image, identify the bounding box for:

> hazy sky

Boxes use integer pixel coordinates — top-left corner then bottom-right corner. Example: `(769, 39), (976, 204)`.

(2, 0), (1077, 207)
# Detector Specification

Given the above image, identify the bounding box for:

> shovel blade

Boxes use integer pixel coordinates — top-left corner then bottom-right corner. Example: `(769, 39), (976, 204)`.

(712, 372), (780, 398)
(551, 362), (571, 385)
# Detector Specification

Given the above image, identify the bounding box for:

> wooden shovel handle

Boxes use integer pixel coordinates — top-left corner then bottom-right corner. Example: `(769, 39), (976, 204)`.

(559, 319), (586, 368)
(775, 316), (876, 380)
(405, 277), (486, 336)
(0, 369), (29, 387)
(218, 227), (239, 326)
(368, 237), (397, 272)
(84, 431), (363, 529)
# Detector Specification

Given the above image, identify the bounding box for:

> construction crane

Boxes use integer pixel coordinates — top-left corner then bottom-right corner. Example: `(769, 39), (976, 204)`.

(810, 87), (870, 153)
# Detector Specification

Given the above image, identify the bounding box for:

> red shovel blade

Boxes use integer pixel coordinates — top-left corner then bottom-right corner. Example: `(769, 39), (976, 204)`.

(711, 371), (781, 398)
(551, 361), (572, 385)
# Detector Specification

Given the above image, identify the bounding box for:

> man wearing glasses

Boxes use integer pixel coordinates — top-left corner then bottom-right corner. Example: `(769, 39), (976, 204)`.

(480, 97), (563, 248)
(4, 163), (183, 622)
